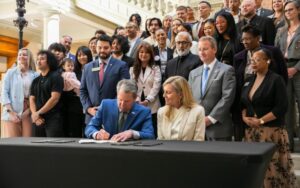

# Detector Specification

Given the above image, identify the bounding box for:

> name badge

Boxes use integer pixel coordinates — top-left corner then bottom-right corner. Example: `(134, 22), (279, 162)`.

(92, 67), (100, 72)
(244, 82), (250, 87)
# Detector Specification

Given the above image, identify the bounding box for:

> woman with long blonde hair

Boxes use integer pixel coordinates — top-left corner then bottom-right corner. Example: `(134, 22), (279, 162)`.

(157, 76), (205, 141)
(1, 48), (38, 137)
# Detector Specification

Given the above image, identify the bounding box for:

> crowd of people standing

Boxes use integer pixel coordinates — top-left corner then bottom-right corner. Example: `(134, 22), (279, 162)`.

(1, 0), (300, 187)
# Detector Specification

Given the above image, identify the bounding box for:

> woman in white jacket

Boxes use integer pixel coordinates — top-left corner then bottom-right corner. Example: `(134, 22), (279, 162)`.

(130, 42), (162, 137)
(1, 48), (38, 137)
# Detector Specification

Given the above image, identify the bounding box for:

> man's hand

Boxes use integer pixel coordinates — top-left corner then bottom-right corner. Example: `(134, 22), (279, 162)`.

(111, 130), (133, 142)
(288, 67), (298, 78)
(205, 116), (212, 127)
(35, 118), (45, 126)
(31, 111), (40, 123)
(87, 107), (98, 116)
(95, 129), (110, 140)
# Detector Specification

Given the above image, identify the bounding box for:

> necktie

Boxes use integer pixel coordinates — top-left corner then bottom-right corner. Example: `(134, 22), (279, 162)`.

(118, 112), (126, 133)
(99, 61), (106, 85)
(201, 66), (210, 96)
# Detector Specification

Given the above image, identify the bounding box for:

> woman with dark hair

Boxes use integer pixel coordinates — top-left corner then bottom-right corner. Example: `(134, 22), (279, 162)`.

(241, 48), (297, 188)
(129, 13), (148, 39)
(275, 0), (300, 152)
(74, 46), (93, 81)
(60, 46), (92, 138)
(203, 19), (217, 38)
(129, 42), (161, 137)
(215, 11), (240, 65)
(112, 35), (134, 68)
(144, 18), (151, 38)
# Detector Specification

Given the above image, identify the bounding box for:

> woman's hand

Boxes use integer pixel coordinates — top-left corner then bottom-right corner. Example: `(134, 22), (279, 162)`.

(139, 100), (149, 106)
(8, 111), (21, 123)
(242, 116), (260, 128)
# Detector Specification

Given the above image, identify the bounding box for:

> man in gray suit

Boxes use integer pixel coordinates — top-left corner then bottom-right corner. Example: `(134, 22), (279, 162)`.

(189, 36), (236, 141)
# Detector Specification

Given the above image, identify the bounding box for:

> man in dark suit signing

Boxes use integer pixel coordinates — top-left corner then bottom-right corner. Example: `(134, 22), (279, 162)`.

(80, 34), (130, 124)
(189, 36), (236, 141)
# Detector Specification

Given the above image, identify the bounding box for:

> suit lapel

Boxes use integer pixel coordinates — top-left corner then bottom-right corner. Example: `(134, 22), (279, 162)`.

(112, 101), (120, 134)
(101, 58), (114, 88)
(195, 67), (203, 99)
(123, 104), (138, 131)
(92, 61), (101, 89)
(288, 26), (300, 49)
(203, 61), (220, 97)
(142, 67), (152, 83)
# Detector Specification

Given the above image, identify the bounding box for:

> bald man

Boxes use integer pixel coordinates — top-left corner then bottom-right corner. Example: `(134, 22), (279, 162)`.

(236, 0), (276, 45)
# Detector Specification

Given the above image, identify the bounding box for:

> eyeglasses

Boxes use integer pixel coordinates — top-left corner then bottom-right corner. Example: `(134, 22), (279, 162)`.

(176, 41), (190, 45)
(284, 8), (295, 13)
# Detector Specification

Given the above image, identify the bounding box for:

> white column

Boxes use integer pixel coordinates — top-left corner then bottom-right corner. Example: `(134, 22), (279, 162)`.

(43, 11), (60, 49)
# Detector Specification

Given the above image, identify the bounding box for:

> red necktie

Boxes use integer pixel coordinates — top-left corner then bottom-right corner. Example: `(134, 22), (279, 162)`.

(99, 61), (106, 85)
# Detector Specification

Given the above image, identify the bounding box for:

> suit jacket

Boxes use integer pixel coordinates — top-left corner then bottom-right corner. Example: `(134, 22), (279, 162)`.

(188, 60), (236, 138)
(241, 71), (287, 127)
(153, 46), (173, 67)
(275, 26), (300, 70)
(237, 15), (276, 45)
(165, 52), (202, 81)
(85, 99), (154, 139)
(232, 44), (288, 125)
(129, 65), (161, 114)
(157, 105), (205, 141)
(257, 8), (273, 18)
(67, 53), (76, 62)
(121, 55), (134, 68)
(80, 57), (130, 123)
(128, 37), (143, 58)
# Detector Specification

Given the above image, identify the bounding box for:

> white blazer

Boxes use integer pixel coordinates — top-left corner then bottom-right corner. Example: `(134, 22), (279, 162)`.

(129, 65), (161, 114)
(157, 105), (206, 141)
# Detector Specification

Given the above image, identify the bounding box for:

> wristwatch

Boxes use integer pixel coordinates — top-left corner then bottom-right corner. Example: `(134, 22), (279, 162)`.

(259, 118), (265, 125)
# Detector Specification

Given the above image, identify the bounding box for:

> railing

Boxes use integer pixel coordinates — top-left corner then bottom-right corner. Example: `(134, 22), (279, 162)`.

(74, 0), (222, 27)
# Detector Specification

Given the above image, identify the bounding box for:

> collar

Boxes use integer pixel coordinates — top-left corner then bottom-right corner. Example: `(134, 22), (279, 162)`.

(204, 58), (217, 70)
(98, 56), (112, 65)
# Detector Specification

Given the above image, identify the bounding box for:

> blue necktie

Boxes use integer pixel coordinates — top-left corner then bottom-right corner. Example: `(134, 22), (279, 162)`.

(201, 66), (210, 96)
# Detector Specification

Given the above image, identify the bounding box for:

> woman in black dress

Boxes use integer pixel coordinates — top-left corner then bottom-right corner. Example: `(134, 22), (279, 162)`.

(241, 48), (297, 188)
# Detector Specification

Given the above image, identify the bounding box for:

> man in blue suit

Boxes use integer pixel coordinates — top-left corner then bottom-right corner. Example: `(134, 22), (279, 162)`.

(85, 79), (154, 141)
(80, 34), (130, 124)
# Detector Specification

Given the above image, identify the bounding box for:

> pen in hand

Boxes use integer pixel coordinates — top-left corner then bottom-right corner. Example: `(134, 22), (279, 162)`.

(98, 124), (110, 140)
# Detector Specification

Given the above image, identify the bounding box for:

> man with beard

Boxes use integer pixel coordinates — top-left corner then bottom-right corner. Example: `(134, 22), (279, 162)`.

(165, 31), (201, 81)
(80, 34), (130, 124)
(237, 0), (275, 45)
